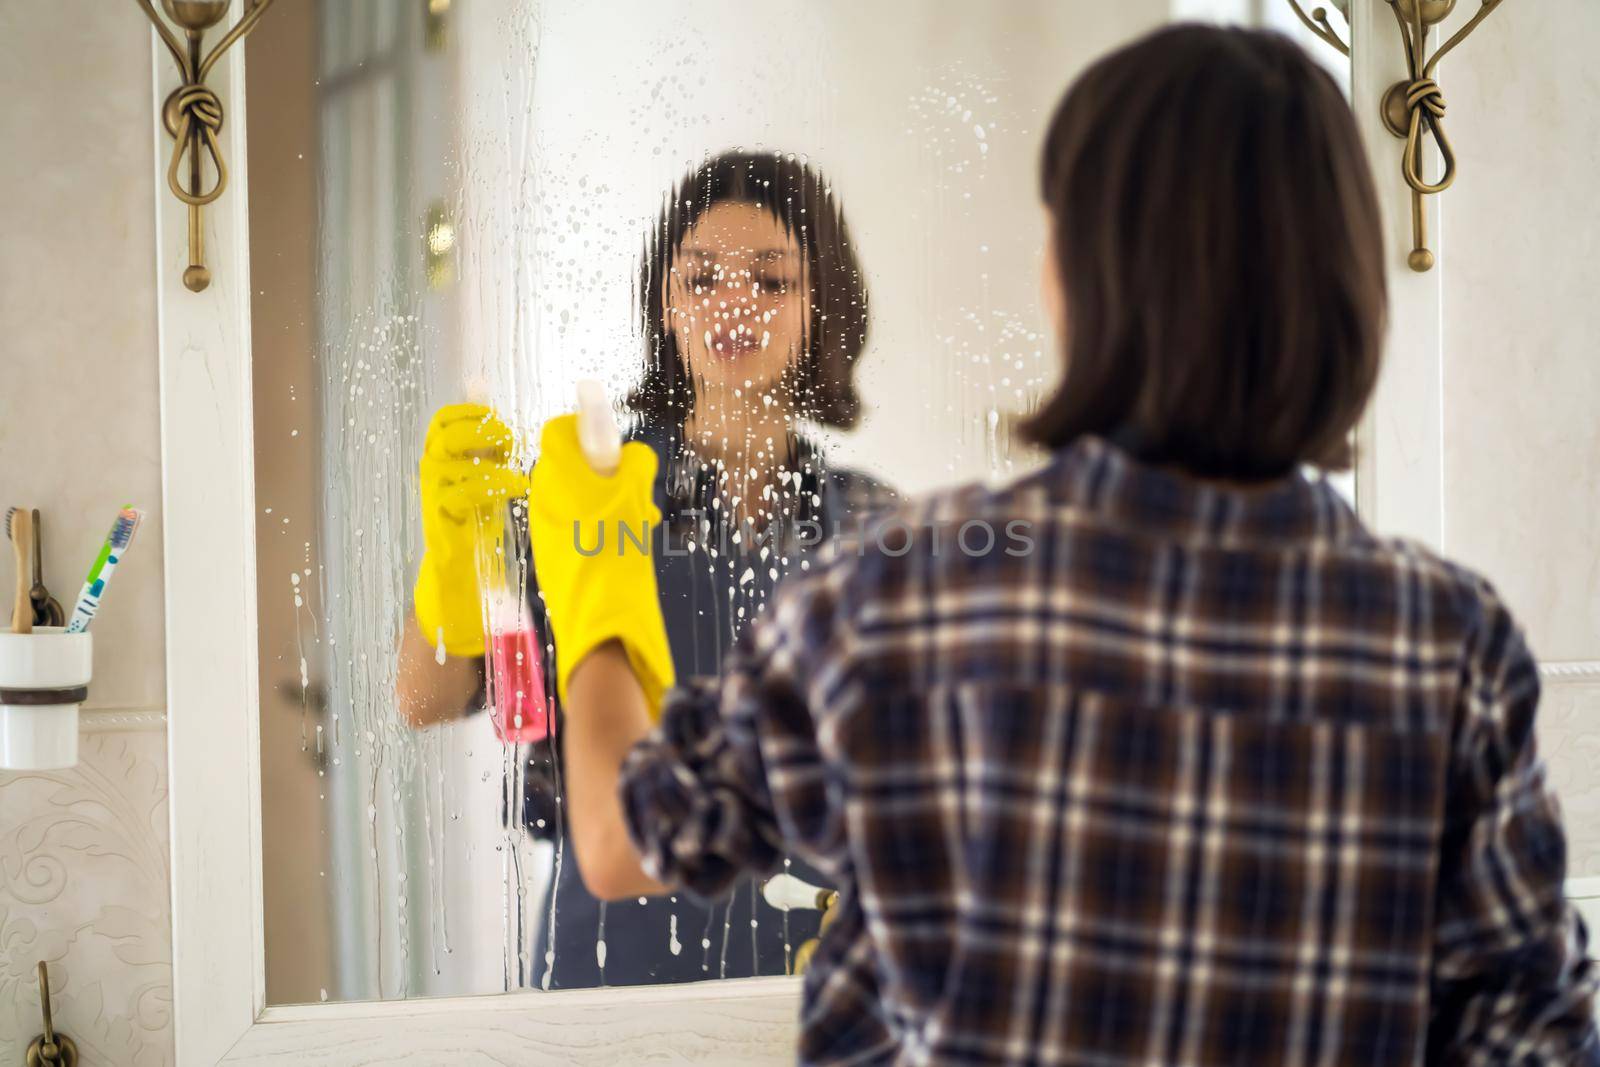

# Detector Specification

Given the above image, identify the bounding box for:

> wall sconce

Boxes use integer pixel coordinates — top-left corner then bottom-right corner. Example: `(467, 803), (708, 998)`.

(424, 201), (457, 291)
(424, 0), (451, 54)
(1285, 0), (1351, 56)
(135, 0), (277, 292)
(1379, 0), (1509, 271)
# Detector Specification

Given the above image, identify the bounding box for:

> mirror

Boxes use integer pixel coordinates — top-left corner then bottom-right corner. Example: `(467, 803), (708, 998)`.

(246, 0), (1351, 1005)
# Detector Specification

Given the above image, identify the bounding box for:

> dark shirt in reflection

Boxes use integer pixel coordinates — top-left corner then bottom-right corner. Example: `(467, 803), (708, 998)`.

(508, 417), (895, 989)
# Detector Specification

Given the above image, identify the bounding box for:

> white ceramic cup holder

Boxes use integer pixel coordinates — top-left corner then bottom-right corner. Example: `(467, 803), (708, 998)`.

(0, 627), (92, 770)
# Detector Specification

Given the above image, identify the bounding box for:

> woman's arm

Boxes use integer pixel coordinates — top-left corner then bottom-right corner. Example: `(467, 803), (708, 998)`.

(396, 612), (484, 729)
(565, 640), (672, 900)
(526, 415), (677, 898)
(608, 560), (856, 909)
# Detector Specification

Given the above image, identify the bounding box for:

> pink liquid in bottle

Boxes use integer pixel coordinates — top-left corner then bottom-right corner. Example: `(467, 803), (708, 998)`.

(488, 622), (554, 744)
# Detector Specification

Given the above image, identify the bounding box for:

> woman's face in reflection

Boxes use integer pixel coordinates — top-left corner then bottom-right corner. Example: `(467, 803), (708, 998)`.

(663, 201), (808, 408)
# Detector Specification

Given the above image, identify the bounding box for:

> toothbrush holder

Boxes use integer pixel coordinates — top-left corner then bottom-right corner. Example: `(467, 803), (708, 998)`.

(0, 627), (92, 770)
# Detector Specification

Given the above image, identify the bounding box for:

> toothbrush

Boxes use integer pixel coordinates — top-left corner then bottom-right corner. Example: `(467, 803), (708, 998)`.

(575, 379), (622, 476)
(65, 507), (144, 634)
(6, 507), (34, 634)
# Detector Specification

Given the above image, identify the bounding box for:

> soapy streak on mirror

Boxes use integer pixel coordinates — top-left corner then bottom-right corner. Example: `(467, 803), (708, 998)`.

(260, 15), (1056, 1005)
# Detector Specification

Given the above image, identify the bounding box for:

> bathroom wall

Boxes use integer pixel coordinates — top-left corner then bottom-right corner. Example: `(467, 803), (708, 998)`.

(0, 4), (173, 1066)
(0, 3), (1595, 1065)
(1437, 0), (1600, 881)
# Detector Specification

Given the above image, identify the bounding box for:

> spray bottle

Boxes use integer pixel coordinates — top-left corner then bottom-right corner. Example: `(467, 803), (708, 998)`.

(484, 381), (621, 745)
(485, 495), (552, 745)
(574, 379), (622, 477)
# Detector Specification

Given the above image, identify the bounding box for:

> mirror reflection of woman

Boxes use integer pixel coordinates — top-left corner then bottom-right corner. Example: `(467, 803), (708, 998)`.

(398, 150), (895, 988)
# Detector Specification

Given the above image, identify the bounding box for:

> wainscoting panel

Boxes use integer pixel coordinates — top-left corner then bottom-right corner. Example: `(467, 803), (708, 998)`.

(1542, 672), (1600, 879)
(0, 712), (171, 1067)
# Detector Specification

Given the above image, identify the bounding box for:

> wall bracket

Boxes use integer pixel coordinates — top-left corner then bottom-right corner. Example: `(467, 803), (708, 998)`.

(135, 0), (276, 292)
(1380, 0), (1509, 271)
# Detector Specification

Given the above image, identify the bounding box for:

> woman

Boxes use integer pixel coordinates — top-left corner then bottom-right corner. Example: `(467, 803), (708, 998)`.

(536, 26), (1599, 1067)
(398, 150), (895, 988)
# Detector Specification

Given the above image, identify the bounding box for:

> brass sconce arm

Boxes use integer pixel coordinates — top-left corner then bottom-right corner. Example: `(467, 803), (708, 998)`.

(135, 0), (276, 292)
(1427, 0), (1508, 69)
(1380, 0), (1509, 271)
(1283, 0), (1510, 271)
(1285, 1), (1352, 57)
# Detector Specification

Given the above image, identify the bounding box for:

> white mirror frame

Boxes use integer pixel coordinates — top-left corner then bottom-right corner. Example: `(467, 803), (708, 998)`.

(161, 3), (1585, 1062)
(151, 12), (799, 1062)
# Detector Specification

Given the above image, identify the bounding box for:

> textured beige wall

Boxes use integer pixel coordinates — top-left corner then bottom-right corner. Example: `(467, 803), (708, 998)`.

(1441, 0), (1600, 664)
(0, 2), (166, 707)
(0, 2), (172, 1065)
(1433, 0), (1600, 875)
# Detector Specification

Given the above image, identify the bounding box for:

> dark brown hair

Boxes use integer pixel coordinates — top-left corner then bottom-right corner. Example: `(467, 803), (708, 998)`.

(627, 151), (869, 429)
(1021, 24), (1386, 479)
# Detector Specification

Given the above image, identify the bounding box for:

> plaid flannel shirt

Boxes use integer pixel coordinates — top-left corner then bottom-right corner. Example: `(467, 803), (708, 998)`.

(620, 435), (1600, 1066)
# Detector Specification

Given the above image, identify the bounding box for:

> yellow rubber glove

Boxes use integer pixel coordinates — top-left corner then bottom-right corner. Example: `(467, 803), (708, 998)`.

(528, 414), (674, 717)
(414, 403), (529, 658)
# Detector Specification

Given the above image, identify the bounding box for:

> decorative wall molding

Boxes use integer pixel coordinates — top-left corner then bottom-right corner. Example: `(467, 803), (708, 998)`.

(0, 729), (173, 1067)
(1540, 661), (1600, 682)
(81, 707), (169, 733)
